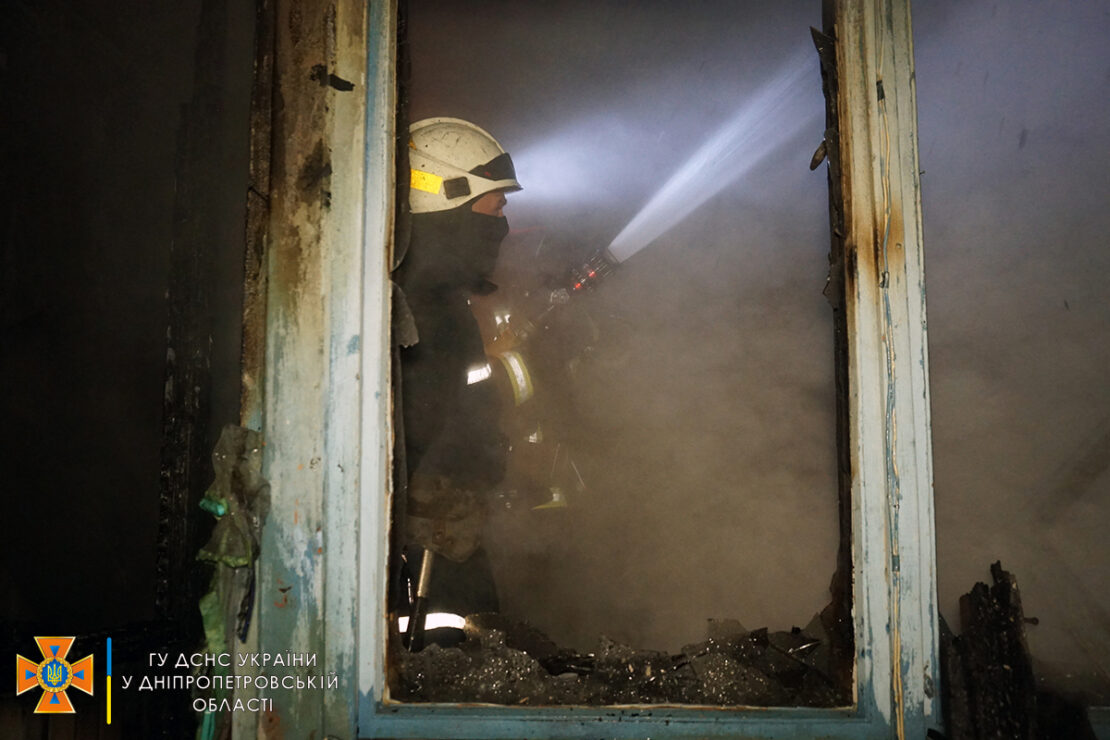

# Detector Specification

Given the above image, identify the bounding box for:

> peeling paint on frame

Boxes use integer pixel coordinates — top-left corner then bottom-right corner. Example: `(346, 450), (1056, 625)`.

(250, 0), (940, 737)
(254, 0), (369, 736)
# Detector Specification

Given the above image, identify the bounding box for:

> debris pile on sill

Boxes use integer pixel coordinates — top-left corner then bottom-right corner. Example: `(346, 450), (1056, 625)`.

(392, 613), (847, 706)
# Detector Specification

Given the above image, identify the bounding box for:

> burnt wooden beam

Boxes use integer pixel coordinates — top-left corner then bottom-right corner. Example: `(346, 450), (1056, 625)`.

(812, 19), (854, 703)
(943, 562), (1097, 740)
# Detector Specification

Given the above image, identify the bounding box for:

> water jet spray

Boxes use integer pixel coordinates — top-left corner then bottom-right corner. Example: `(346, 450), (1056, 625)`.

(606, 50), (820, 265)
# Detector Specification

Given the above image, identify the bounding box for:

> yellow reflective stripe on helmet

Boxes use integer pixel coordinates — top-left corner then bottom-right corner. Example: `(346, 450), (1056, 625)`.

(411, 168), (444, 195)
(495, 351), (534, 406)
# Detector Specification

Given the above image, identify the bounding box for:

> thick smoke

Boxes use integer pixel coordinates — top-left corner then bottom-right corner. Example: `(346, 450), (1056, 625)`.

(915, 0), (1110, 686)
(407, 0), (836, 655)
(406, 0), (1110, 700)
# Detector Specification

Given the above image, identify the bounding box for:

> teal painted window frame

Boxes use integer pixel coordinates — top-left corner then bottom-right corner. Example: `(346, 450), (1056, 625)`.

(355, 1), (941, 737)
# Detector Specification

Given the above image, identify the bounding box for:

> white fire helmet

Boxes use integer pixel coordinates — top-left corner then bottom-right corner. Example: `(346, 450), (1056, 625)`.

(408, 117), (522, 214)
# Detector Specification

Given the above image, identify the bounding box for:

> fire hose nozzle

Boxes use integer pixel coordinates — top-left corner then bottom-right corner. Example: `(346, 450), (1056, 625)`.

(568, 249), (618, 294)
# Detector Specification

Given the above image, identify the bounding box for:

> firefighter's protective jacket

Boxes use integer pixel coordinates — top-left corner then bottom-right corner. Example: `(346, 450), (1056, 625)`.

(394, 207), (509, 562)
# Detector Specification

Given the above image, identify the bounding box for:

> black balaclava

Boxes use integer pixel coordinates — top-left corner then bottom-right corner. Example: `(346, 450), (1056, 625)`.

(399, 204), (509, 294)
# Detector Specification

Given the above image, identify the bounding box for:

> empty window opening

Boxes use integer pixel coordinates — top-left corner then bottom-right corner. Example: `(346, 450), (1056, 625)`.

(386, 0), (851, 707)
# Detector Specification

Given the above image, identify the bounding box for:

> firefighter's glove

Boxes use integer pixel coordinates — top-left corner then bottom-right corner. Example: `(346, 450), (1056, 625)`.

(404, 473), (488, 563)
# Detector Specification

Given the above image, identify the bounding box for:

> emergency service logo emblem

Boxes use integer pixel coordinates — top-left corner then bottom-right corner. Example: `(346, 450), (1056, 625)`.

(16, 637), (94, 713)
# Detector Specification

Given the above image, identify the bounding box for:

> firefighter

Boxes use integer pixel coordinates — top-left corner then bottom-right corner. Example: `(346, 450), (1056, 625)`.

(393, 117), (522, 640)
